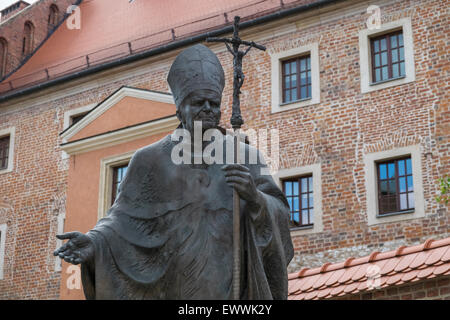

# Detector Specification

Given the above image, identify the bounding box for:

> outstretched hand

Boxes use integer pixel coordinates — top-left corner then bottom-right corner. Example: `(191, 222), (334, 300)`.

(53, 231), (94, 265)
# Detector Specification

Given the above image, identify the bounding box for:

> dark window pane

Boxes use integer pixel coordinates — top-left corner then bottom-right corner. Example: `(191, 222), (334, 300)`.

(407, 176), (413, 192)
(400, 62), (405, 76)
(388, 180), (397, 195)
(399, 33), (403, 46)
(375, 68), (381, 82)
(291, 61), (296, 74)
(291, 74), (297, 88)
(291, 89), (297, 101)
(285, 90), (290, 102)
(391, 35), (397, 48)
(400, 193), (407, 210)
(399, 47), (404, 61)
(382, 66), (388, 80)
(381, 38), (386, 50)
(301, 86), (307, 99)
(374, 54), (380, 67)
(380, 180), (388, 195)
(398, 160), (405, 176)
(285, 181), (292, 196)
(388, 163), (395, 178)
(293, 212), (299, 224)
(381, 51), (388, 65)
(293, 197), (299, 211)
(392, 49), (398, 63)
(293, 182), (299, 195)
(392, 63), (399, 78)
(408, 192), (414, 208)
(406, 158), (412, 174)
(379, 164), (387, 180)
(300, 58), (306, 71)
(374, 40), (379, 52)
(399, 177), (406, 192)
(284, 62), (290, 74)
(302, 210), (308, 225)
(306, 57), (310, 70)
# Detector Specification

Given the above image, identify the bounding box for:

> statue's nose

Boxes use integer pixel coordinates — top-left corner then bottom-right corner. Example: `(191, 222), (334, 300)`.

(203, 100), (212, 112)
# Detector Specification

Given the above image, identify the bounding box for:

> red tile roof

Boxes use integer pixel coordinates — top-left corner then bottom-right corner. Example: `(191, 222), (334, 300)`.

(288, 237), (450, 300)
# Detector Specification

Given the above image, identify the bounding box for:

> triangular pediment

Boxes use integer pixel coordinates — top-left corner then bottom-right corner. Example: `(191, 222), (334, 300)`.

(60, 86), (179, 155)
(61, 86), (176, 143)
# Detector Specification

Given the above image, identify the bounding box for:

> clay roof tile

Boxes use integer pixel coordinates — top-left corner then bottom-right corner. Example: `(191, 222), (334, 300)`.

(425, 246), (448, 265)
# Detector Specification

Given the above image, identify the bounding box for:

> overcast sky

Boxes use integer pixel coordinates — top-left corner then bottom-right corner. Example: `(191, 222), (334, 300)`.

(0, 0), (39, 12)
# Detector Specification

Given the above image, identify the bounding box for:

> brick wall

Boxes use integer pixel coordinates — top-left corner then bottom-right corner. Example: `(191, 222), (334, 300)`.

(1, 1), (29, 23)
(0, 0), (448, 299)
(338, 276), (450, 300)
(0, 0), (78, 79)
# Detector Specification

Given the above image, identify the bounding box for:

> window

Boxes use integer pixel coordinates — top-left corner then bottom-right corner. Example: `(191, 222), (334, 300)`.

(48, 5), (59, 32)
(0, 127), (15, 174)
(282, 55), (311, 103)
(22, 21), (34, 56)
(377, 157), (414, 215)
(111, 164), (128, 206)
(70, 112), (88, 125)
(359, 18), (415, 93)
(270, 43), (320, 113)
(283, 175), (314, 228)
(0, 223), (6, 280)
(0, 38), (7, 78)
(371, 31), (405, 83)
(0, 135), (10, 170)
(98, 152), (134, 220)
(364, 145), (425, 226)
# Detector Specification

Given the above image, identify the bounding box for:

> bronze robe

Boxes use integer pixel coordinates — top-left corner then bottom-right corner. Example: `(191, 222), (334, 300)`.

(81, 133), (294, 299)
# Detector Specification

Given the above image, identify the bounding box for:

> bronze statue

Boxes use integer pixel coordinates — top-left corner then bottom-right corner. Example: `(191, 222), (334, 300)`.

(54, 43), (294, 300)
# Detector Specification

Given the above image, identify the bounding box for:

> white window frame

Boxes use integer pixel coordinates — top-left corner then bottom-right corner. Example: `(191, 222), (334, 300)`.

(0, 127), (15, 175)
(359, 17), (415, 94)
(0, 223), (7, 280)
(364, 145), (425, 226)
(97, 151), (134, 220)
(270, 42), (320, 114)
(63, 103), (96, 130)
(272, 163), (323, 235)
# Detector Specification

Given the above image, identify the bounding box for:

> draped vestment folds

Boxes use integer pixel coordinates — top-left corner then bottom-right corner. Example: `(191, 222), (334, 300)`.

(81, 133), (294, 299)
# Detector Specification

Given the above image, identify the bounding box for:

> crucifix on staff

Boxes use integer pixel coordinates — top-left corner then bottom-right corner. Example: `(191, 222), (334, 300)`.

(207, 15), (266, 300)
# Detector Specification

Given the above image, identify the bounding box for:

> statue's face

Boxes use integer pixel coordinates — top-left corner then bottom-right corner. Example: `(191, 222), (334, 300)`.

(177, 89), (221, 133)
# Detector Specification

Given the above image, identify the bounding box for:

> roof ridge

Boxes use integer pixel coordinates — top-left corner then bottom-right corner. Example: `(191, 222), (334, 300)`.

(289, 237), (450, 279)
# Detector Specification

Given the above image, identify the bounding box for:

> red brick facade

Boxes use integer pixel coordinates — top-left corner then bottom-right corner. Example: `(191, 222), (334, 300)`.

(0, 0), (77, 79)
(0, 0), (448, 299)
(339, 277), (450, 300)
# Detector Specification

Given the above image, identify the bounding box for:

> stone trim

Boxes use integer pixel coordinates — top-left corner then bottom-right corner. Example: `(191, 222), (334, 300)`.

(364, 144), (425, 226)
(359, 17), (415, 94)
(0, 223), (7, 280)
(270, 42), (320, 113)
(273, 163), (323, 235)
(0, 126), (15, 175)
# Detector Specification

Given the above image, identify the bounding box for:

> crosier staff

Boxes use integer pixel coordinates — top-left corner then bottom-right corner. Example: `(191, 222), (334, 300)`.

(206, 16), (266, 300)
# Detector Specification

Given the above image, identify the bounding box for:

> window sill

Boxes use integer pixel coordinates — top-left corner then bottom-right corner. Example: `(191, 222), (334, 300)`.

(280, 97), (312, 107)
(290, 224), (314, 231)
(376, 209), (414, 218)
(0, 167), (13, 175)
(370, 75), (406, 86)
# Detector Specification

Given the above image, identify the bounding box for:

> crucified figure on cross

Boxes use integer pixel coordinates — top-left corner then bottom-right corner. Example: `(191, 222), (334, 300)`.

(207, 16), (266, 129)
